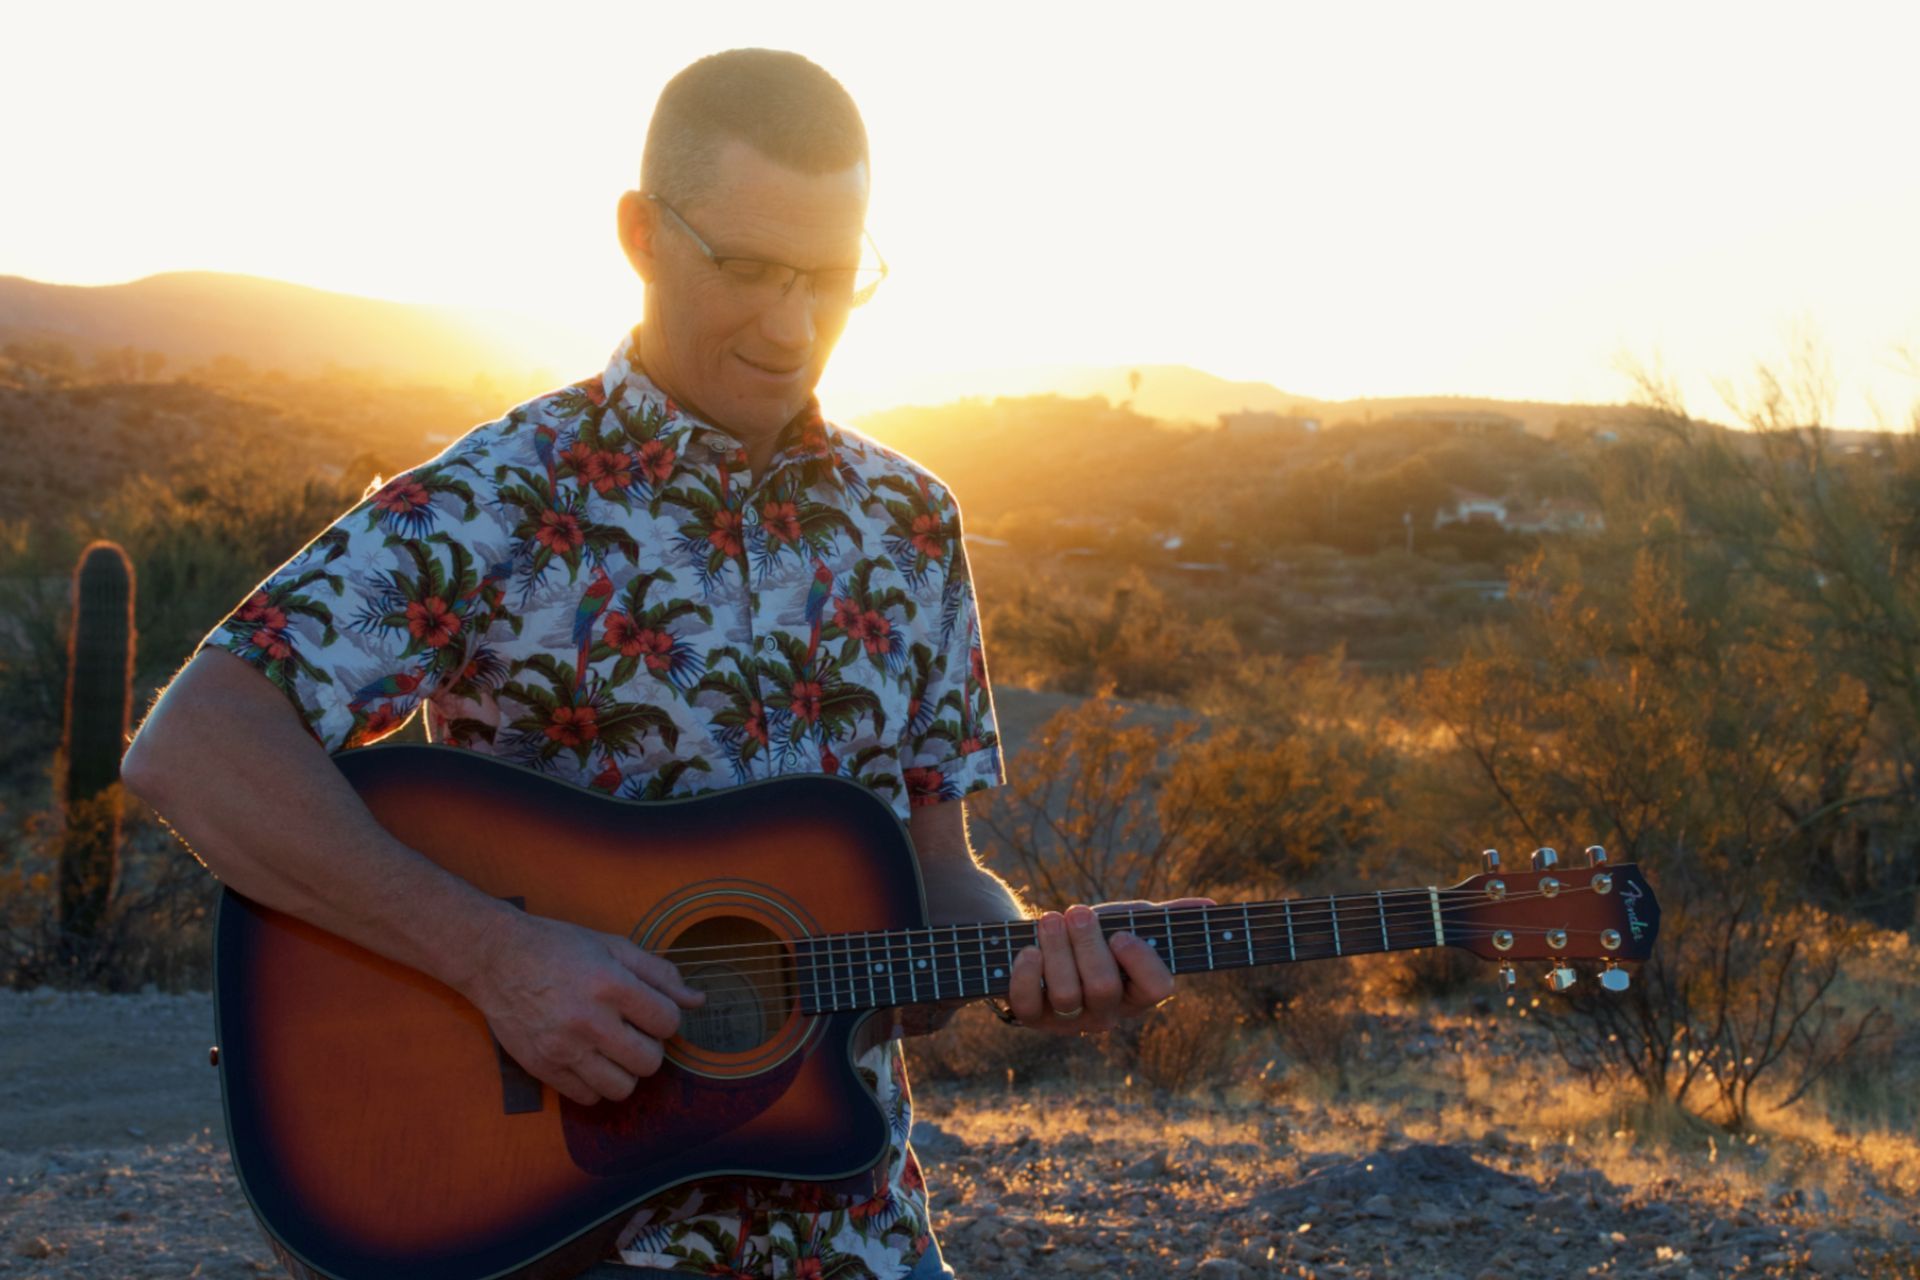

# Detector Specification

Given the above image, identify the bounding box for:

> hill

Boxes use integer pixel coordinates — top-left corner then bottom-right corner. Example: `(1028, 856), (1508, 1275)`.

(0, 271), (580, 391)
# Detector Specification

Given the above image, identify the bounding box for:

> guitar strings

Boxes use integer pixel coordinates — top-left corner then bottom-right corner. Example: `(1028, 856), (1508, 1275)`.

(652, 909), (1612, 997)
(651, 882), (1615, 967)
(678, 925), (1631, 1020)
(653, 883), (1616, 976)
(644, 881), (1565, 963)
(666, 917), (1633, 1018)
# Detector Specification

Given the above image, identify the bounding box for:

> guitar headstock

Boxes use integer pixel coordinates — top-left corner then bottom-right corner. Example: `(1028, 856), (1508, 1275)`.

(1446, 846), (1658, 993)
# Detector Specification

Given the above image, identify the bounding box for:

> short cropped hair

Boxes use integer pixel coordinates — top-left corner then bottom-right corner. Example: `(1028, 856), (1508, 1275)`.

(641, 49), (869, 206)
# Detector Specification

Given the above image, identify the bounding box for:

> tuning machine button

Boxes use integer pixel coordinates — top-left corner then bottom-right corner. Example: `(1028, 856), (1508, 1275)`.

(1498, 965), (1517, 992)
(1585, 844), (1609, 867)
(1599, 964), (1631, 993)
(1547, 966), (1578, 993)
(1482, 849), (1501, 873)
(1532, 847), (1558, 871)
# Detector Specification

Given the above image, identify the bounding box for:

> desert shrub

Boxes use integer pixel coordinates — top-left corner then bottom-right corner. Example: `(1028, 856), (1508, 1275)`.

(1100, 977), (1252, 1093)
(1539, 896), (1890, 1131)
(2, 797), (216, 991)
(1262, 960), (1368, 1094)
(903, 999), (1063, 1086)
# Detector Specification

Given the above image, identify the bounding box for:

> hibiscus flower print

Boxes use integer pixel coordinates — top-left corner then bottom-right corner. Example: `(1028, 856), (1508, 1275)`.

(910, 512), (947, 559)
(636, 439), (676, 485)
(709, 509), (745, 558)
(604, 613), (675, 673)
(761, 500), (801, 544)
(404, 596), (462, 648)
(788, 678), (823, 723)
(544, 703), (599, 746)
(362, 703), (405, 737)
(236, 592), (287, 631)
(250, 627), (292, 662)
(535, 509), (584, 554)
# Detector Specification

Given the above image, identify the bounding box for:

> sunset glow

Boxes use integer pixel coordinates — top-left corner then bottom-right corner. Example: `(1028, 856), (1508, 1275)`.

(6, 0), (1916, 427)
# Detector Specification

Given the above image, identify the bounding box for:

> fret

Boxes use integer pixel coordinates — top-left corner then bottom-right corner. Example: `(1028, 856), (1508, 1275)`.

(1202, 906), (1216, 971)
(976, 923), (991, 995)
(905, 929), (920, 1004)
(881, 933), (898, 1007)
(1377, 890), (1390, 952)
(833, 932), (848, 1013)
(828, 932), (844, 1012)
(1284, 898), (1296, 961)
(1162, 907), (1178, 974)
(1329, 895), (1342, 956)
(862, 933), (878, 1009)
(949, 925), (968, 998)
(1241, 903), (1255, 966)
(1000, 925), (1018, 995)
(1428, 886), (1445, 946)
(986, 924), (1009, 996)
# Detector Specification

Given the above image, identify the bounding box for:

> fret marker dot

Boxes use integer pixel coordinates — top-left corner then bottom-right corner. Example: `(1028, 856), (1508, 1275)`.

(874, 964), (886, 973)
(916, 959), (928, 969)
(992, 967), (1005, 979)
(1223, 930), (1235, 941)
(1147, 938), (1158, 948)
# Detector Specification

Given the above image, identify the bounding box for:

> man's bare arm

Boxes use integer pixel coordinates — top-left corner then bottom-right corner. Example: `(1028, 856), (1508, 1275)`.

(908, 796), (1197, 1035)
(121, 647), (702, 1104)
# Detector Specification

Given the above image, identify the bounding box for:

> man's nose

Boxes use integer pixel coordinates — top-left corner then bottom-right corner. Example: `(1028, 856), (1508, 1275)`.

(758, 276), (818, 351)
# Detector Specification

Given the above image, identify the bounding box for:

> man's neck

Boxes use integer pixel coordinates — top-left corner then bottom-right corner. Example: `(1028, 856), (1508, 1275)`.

(633, 333), (783, 484)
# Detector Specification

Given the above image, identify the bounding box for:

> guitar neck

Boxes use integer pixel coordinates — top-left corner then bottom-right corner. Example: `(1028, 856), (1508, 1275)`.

(794, 889), (1454, 1015)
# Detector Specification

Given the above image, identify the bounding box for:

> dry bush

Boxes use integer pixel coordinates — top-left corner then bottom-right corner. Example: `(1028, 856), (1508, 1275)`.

(903, 999), (1062, 1086)
(1102, 978), (1251, 1093)
(1, 798), (216, 991)
(1260, 960), (1367, 1094)
(1539, 894), (1892, 1131)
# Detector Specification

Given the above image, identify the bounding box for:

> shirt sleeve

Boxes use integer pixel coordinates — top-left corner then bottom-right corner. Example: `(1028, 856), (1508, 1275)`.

(195, 435), (522, 753)
(898, 480), (1004, 808)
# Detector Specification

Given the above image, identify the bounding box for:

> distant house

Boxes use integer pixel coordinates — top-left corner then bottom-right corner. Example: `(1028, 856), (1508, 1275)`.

(1507, 498), (1605, 535)
(1394, 410), (1526, 437)
(1218, 410), (1320, 436)
(1433, 489), (1510, 529)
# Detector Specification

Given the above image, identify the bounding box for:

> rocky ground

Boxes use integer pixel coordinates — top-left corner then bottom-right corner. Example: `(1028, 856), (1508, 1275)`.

(2, 988), (1916, 1278)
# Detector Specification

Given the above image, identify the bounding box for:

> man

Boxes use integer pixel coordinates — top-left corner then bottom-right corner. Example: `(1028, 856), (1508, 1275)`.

(123, 48), (1192, 1279)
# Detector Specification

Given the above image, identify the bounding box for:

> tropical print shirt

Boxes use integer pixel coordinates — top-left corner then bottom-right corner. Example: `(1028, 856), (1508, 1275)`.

(198, 322), (1004, 1278)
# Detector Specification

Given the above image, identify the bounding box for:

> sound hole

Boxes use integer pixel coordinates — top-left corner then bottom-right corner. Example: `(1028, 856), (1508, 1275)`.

(671, 915), (792, 1053)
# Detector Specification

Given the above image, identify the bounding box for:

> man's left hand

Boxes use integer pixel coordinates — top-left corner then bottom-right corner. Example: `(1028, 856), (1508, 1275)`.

(1006, 898), (1215, 1034)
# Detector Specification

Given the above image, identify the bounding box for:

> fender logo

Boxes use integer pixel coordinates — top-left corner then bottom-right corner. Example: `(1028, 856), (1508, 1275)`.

(1619, 880), (1648, 940)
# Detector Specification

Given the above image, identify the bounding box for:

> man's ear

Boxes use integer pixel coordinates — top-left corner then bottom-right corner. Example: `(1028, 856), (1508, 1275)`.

(617, 190), (658, 285)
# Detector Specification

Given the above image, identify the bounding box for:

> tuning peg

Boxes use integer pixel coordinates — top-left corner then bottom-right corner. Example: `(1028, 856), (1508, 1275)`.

(1498, 965), (1517, 992)
(1532, 847), (1559, 871)
(1584, 844), (1609, 867)
(1482, 849), (1501, 873)
(1546, 966), (1577, 993)
(1599, 965), (1631, 993)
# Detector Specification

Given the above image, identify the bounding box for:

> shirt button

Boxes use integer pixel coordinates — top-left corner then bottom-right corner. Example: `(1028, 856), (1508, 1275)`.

(761, 635), (779, 652)
(744, 506), (760, 526)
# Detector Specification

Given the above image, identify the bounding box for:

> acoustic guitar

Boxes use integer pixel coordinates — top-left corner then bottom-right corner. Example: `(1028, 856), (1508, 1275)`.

(212, 744), (1659, 1280)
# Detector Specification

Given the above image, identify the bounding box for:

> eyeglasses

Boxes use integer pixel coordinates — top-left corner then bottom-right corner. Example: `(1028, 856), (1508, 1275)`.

(643, 193), (888, 309)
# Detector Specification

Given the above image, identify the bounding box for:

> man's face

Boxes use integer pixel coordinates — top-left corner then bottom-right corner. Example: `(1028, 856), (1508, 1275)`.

(629, 137), (869, 443)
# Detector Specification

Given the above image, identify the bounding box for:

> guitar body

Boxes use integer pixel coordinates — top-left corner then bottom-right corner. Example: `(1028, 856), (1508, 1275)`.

(215, 745), (926, 1280)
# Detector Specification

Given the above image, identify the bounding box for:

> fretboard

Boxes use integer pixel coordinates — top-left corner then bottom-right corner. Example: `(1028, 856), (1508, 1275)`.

(793, 889), (1454, 1015)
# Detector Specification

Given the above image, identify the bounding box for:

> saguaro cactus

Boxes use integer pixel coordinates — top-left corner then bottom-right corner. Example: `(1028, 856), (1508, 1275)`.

(58, 540), (137, 941)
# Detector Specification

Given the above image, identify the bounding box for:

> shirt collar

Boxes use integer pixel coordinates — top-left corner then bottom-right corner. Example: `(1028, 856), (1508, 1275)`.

(597, 324), (844, 492)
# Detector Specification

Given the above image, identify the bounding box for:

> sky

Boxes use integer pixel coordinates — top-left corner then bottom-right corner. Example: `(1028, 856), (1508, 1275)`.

(4, 0), (1917, 428)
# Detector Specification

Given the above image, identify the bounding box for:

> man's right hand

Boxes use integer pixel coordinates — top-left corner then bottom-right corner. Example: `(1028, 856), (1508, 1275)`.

(460, 911), (707, 1106)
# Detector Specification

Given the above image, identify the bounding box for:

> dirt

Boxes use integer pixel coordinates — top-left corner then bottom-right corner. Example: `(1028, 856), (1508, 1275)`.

(3, 990), (1916, 1278)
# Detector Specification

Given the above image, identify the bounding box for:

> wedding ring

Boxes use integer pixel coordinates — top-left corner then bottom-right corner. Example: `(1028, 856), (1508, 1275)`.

(1052, 1004), (1085, 1019)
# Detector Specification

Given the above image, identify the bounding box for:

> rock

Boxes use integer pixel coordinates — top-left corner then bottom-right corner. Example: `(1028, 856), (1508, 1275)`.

(1054, 1249), (1105, 1273)
(1359, 1194), (1395, 1219)
(1411, 1203), (1454, 1232)
(1195, 1259), (1247, 1279)
(1807, 1234), (1853, 1274)
(1489, 1185), (1532, 1210)
(1123, 1151), (1170, 1179)
(909, 1119), (962, 1159)
(16, 1237), (54, 1260)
